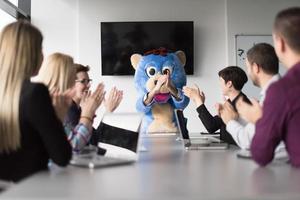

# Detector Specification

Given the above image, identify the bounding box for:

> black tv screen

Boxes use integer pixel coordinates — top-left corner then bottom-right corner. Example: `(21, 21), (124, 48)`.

(101, 21), (194, 75)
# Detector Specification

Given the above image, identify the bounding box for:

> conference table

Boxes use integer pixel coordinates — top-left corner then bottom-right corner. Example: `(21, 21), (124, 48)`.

(1, 135), (300, 200)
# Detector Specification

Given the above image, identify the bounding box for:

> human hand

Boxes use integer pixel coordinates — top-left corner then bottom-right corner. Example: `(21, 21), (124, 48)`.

(218, 101), (239, 124)
(104, 87), (123, 112)
(183, 84), (205, 107)
(80, 82), (105, 119)
(236, 97), (262, 124)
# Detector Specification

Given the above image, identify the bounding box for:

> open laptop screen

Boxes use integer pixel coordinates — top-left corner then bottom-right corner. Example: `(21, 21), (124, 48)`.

(174, 109), (190, 140)
(97, 122), (139, 152)
(96, 113), (143, 160)
(70, 113), (143, 168)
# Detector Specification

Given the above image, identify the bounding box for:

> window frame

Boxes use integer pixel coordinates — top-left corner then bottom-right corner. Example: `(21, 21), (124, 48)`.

(0, 0), (30, 20)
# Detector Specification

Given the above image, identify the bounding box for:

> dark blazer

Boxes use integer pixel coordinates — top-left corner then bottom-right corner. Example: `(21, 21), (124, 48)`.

(196, 92), (248, 145)
(0, 80), (72, 182)
(65, 100), (81, 127)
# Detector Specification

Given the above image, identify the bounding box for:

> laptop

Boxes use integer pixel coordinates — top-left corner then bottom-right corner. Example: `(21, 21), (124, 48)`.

(174, 109), (228, 150)
(70, 112), (143, 168)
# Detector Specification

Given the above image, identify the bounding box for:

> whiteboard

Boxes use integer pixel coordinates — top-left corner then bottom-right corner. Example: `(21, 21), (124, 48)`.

(235, 35), (273, 69)
(235, 34), (286, 99)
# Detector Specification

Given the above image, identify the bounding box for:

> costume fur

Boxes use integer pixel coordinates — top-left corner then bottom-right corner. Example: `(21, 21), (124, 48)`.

(131, 48), (189, 133)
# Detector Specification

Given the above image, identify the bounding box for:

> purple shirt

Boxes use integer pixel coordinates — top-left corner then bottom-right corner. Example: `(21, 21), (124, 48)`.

(251, 62), (300, 167)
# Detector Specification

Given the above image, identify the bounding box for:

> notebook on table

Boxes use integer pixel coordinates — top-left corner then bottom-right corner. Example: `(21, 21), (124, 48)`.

(70, 112), (143, 168)
(174, 109), (228, 150)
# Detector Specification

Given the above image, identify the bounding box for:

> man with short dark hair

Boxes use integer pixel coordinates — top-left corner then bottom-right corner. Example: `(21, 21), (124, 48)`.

(183, 66), (248, 145)
(237, 7), (300, 167)
(218, 66), (248, 91)
(247, 43), (279, 75)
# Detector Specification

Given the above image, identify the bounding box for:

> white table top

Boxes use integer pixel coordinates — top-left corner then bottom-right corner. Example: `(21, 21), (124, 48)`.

(1, 136), (300, 200)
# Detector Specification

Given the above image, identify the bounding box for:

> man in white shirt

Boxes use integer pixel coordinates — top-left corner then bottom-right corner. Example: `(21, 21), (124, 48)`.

(218, 43), (284, 151)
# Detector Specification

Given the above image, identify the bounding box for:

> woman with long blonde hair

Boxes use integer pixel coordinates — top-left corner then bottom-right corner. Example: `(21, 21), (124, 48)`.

(36, 53), (105, 152)
(0, 20), (72, 182)
(37, 53), (76, 92)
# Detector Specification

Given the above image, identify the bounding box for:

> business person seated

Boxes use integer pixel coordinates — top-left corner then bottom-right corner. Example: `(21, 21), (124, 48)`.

(183, 66), (249, 145)
(0, 20), (72, 182)
(64, 64), (123, 146)
(237, 7), (300, 167)
(218, 43), (286, 155)
(36, 53), (105, 152)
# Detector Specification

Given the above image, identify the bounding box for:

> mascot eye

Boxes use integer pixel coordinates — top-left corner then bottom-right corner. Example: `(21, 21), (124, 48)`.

(162, 66), (173, 75)
(146, 67), (157, 77)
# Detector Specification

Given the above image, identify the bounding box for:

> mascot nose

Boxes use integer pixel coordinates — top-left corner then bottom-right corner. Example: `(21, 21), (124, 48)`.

(154, 80), (158, 85)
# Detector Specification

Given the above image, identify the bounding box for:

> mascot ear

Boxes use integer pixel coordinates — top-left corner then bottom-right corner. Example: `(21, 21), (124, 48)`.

(130, 54), (142, 70)
(175, 51), (186, 66)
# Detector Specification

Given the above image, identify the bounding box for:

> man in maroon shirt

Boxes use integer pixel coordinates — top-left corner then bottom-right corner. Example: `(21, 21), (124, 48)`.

(237, 7), (300, 167)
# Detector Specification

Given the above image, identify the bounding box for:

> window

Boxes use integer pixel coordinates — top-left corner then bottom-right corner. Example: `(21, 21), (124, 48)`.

(7, 0), (18, 7)
(0, 6), (15, 31)
(0, 0), (30, 23)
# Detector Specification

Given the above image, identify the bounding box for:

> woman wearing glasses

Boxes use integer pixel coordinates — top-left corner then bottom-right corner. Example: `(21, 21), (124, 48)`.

(0, 21), (71, 182)
(36, 53), (106, 152)
(66, 64), (123, 146)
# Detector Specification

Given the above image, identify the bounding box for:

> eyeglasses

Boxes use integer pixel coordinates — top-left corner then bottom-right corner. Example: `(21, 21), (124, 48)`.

(75, 79), (92, 84)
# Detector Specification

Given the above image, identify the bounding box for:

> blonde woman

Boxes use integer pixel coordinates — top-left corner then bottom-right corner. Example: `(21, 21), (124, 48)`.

(36, 53), (105, 152)
(36, 53), (76, 94)
(0, 21), (71, 182)
(35, 53), (76, 121)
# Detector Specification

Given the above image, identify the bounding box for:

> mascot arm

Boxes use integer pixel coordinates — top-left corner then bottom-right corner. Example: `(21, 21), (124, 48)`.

(136, 95), (154, 113)
(171, 88), (189, 109)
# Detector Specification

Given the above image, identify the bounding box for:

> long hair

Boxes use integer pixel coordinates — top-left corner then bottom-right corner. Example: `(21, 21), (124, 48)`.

(0, 20), (43, 153)
(36, 53), (75, 92)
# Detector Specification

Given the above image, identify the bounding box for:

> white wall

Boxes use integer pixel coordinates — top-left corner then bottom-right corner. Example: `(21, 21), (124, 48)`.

(31, 0), (300, 134)
(77, 0), (227, 133)
(31, 0), (78, 58)
(227, 0), (300, 98)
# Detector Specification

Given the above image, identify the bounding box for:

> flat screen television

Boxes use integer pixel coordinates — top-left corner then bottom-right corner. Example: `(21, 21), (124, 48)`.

(101, 21), (194, 75)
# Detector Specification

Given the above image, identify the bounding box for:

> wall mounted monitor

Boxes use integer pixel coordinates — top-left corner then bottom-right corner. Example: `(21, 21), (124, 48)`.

(101, 21), (194, 75)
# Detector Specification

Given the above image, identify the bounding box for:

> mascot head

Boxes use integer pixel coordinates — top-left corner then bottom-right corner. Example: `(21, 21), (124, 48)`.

(131, 47), (187, 102)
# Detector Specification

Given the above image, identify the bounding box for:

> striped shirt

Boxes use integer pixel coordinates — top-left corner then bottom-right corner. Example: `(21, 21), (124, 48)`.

(64, 123), (92, 152)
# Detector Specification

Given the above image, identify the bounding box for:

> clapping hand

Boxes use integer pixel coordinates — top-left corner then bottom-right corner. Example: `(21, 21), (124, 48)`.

(80, 82), (106, 119)
(236, 97), (262, 124)
(183, 84), (205, 107)
(104, 87), (123, 112)
(217, 101), (238, 124)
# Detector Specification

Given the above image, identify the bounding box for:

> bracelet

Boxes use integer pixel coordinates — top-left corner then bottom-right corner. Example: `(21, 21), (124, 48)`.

(80, 116), (93, 123)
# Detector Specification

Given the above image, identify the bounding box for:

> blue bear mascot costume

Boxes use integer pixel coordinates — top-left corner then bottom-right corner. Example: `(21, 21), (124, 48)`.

(131, 47), (189, 133)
